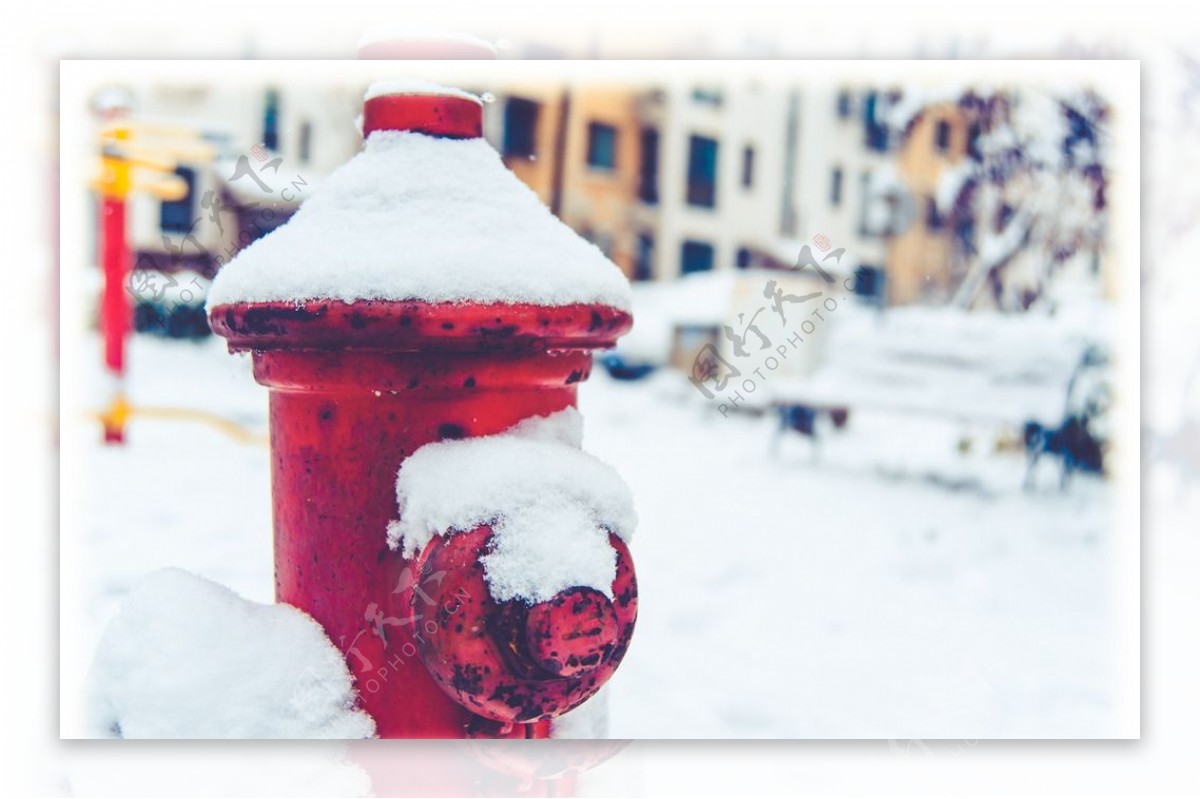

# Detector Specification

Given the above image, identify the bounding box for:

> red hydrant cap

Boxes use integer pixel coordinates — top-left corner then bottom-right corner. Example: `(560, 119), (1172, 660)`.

(362, 80), (484, 139)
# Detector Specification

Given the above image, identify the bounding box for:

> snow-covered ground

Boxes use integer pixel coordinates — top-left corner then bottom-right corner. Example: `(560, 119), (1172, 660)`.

(70, 331), (1122, 738)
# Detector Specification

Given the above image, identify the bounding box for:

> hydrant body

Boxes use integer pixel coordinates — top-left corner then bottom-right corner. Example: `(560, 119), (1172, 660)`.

(208, 85), (635, 738)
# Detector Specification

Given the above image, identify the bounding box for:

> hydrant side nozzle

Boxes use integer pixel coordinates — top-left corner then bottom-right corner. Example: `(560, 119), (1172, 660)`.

(405, 528), (637, 724)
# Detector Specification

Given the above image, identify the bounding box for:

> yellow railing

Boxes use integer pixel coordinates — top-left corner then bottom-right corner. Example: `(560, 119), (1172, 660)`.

(93, 403), (268, 447)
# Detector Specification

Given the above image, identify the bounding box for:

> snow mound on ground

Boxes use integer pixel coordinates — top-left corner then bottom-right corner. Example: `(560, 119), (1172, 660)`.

(206, 127), (632, 311)
(388, 409), (636, 604)
(86, 568), (376, 739)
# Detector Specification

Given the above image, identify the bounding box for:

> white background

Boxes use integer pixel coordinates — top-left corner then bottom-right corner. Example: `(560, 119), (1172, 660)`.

(1, 2), (1194, 796)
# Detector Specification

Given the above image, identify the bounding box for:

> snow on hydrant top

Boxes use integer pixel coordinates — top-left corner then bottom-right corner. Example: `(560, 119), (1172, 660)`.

(206, 81), (633, 312)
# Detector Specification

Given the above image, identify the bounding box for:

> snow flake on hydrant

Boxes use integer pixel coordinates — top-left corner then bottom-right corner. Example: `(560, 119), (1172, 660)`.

(387, 408), (637, 604)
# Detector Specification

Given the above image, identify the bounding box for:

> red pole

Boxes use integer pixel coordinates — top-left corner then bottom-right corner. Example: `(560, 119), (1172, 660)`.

(99, 195), (130, 443)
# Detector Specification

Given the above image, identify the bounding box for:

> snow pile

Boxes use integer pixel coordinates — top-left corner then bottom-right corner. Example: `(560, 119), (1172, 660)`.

(766, 303), (1108, 424)
(388, 409), (636, 604)
(503, 406), (585, 447)
(206, 111), (632, 311)
(86, 568), (375, 739)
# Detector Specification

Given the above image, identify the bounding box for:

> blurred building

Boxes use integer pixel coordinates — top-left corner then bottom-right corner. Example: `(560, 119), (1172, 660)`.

(792, 86), (896, 303)
(485, 81), (802, 283)
(887, 99), (976, 305)
(99, 83), (361, 282)
(93, 78), (1106, 324)
(484, 81), (912, 297)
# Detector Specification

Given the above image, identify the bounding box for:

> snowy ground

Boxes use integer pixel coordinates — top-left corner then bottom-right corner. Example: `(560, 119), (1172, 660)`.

(70, 332), (1122, 739)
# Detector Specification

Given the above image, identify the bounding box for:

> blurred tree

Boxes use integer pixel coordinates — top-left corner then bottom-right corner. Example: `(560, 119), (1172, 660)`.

(932, 88), (1110, 310)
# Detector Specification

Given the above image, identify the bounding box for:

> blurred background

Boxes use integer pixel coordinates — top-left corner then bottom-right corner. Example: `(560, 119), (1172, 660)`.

(64, 62), (1134, 741)
(83, 75), (1115, 333)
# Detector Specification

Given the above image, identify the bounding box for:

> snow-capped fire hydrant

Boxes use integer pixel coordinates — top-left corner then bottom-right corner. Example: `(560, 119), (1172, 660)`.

(207, 81), (637, 738)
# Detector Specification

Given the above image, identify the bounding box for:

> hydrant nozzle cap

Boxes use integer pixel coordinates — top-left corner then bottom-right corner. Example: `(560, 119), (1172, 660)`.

(363, 80), (483, 140)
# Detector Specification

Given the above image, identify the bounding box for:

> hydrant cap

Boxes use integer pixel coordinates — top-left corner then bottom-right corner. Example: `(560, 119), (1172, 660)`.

(362, 80), (484, 139)
(207, 79), (633, 352)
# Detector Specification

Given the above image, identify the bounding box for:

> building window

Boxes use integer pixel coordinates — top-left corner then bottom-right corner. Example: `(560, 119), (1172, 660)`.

(836, 90), (852, 119)
(298, 120), (312, 164)
(503, 97), (539, 158)
(638, 127), (660, 204)
(159, 165), (196, 233)
(586, 122), (617, 170)
(863, 91), (889, 152)
(926, 196), (944, 230)
(735, 246), (752, 269)
(858, 171), (873, 236)
(780, 91), (800, 237)
(262, 89), (280, 151)
(854, 265), (886, 304)
(741, 145), (755, 189)
(934, 119), (952, 153)
(686, 135), (719, 208)
(634, 233), (655, 281)
(681, 240), (715, 275)
(830, 166), (844, 207)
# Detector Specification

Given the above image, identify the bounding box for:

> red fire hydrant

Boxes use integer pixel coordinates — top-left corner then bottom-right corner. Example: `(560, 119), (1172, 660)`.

(208, 83), (636, 738)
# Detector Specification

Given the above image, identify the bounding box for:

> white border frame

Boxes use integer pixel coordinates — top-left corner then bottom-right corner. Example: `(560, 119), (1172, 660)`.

(58, 59), (1140, 744)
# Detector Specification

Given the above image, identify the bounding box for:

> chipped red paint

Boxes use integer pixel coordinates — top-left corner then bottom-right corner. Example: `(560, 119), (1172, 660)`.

(403, 527), (637, 724)
(208, 299), (631, 353)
